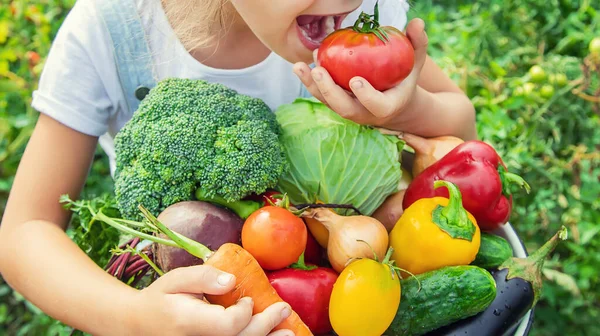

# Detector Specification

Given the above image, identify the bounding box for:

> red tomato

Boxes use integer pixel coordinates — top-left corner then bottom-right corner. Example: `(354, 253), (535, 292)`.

(241, 206), (307, 270)
(317, 10), (414, 92)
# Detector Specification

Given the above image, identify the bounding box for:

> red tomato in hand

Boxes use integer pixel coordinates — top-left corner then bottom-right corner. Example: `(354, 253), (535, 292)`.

(317, 10), (414, 92)
(242, 206), (307, 270)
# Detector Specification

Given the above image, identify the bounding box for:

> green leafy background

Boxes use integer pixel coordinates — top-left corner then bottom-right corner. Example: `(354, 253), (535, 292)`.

(1, 0), (599, 335)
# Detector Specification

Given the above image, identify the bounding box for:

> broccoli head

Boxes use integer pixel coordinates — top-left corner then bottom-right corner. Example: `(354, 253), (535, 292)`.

(113, 78), (288, 220)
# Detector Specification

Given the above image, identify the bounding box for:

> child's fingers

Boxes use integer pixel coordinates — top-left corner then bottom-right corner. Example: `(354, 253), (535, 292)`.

(238, 302), (293, 336)
(348, 76), (395, 119)
(269, 330), (296, 336)
(308, 67), (364, 119)
(293, 62), (326, 102)
(188, 297), (255, 336)
(363, 18), (429, 115)
(405, 18), (429, 74)
(154, 265), (236, 295)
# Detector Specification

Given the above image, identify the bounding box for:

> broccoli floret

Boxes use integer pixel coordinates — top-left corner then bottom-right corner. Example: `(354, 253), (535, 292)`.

(114, 78), (287, 220)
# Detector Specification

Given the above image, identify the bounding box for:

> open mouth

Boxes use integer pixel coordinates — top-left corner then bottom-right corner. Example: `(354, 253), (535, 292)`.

(296, 14), (345, 51)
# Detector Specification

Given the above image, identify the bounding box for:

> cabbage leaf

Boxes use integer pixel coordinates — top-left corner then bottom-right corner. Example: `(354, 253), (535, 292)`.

(274, 98), (404, 215)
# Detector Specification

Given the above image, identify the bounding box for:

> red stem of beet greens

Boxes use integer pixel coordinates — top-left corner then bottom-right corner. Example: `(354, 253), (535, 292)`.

(129, 247), (163, 277)
(93, 205), (214, 268)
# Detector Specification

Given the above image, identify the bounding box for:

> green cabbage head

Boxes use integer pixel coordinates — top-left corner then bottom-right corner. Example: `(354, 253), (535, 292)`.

(274, 98), (405, 216)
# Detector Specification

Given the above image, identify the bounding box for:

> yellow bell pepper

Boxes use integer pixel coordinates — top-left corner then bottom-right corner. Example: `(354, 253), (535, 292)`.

(329, 247), (401, 336)
(389, 180), (481, 275)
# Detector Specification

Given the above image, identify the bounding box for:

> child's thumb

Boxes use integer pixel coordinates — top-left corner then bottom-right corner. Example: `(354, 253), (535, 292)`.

(405, 18), (429, 73)
(154, 265), (236, 295)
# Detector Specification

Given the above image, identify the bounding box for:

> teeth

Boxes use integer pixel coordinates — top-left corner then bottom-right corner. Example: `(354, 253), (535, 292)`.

(324, 16), (335, 35)
(300, 26), (312, 41)
(299, 16), (337, 45)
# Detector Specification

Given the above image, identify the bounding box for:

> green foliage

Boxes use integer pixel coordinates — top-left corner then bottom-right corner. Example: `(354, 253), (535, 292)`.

(409, 1), (600, 335)
(60, 193), (122, 268)
(114, 77), (287, 220)
(0, 0), (599, 335)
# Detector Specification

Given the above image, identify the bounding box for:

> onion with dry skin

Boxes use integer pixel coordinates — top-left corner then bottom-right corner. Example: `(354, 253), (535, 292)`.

(372, 168), (413, 231)
(301, 208), (389, 273)
(403, 133), (464, 177)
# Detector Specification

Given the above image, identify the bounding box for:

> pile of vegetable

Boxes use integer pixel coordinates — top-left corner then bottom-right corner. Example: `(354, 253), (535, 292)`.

(60, 5), (568, 336)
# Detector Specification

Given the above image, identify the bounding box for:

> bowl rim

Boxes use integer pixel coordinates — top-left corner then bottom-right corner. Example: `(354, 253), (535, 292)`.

(496, 222), (535, 336)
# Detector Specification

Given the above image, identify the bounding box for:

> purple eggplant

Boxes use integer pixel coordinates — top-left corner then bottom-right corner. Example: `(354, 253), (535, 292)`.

(427, 226), (568, 336)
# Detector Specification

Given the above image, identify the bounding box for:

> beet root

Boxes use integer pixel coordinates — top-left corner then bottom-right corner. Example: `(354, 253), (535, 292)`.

(154, 201), (244, 272)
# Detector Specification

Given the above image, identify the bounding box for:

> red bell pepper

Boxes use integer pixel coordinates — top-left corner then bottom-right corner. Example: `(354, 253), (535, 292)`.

(402, 140), (530, 231)
(304, 227), (325, 266)
(260, 190), (285, 207)
(267, 253), (338, 335)
(243, 189), (284, 207)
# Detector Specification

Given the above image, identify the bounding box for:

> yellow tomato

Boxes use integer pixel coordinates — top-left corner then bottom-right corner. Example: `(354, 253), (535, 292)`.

(329, 253), (401, 336)
(389, 190), (481, 276)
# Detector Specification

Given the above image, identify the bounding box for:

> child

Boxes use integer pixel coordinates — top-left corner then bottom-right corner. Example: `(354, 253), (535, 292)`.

(0, 0), (476, 335)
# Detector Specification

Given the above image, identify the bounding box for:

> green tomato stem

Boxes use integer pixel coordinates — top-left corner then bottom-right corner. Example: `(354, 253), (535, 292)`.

(351, 0), (389, 43)
(382, 246), (394, 265)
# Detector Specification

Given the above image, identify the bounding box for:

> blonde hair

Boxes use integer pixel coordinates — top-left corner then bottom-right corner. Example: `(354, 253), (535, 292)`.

(161, 0), (233, 51)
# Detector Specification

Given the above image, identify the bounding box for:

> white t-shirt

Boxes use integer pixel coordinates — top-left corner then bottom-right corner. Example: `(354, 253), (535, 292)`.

(31, 0), (409, 175)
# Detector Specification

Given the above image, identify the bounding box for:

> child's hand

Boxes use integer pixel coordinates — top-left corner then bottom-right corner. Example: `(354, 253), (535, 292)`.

(293, 18), (429, 128)
(131, 265), (294, 336)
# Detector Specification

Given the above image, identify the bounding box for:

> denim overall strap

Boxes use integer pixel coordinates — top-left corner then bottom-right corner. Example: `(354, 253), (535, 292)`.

(95, 0), (157, 115)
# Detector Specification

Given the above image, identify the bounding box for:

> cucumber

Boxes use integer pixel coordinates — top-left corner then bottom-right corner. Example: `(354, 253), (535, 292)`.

(472, 233), (513, 269)
(385, 265), (496, 336)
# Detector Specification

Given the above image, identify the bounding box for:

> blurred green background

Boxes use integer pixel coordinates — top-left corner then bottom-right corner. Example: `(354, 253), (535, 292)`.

(1, 0), (599, 335)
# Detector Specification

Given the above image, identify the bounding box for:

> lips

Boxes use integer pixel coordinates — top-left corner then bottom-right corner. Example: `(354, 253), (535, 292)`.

(296, 14), (345, 51)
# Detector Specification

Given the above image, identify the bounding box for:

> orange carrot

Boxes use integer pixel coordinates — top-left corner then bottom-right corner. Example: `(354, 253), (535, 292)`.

(205, 243), (313, 336)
